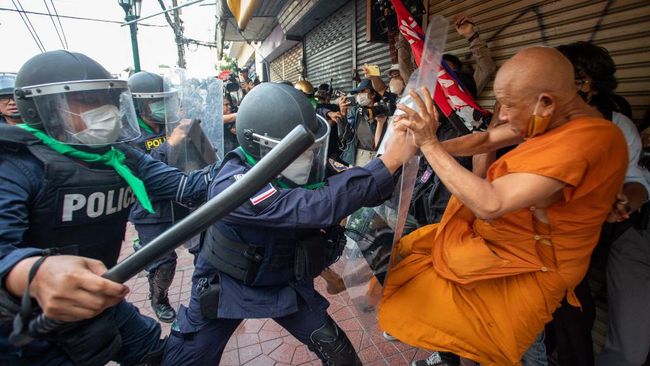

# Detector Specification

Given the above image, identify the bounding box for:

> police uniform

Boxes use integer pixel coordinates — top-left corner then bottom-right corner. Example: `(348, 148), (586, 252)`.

(0, 124), (214, 365)
(163, 147), (395, 365)
(129, 126), (177, 267)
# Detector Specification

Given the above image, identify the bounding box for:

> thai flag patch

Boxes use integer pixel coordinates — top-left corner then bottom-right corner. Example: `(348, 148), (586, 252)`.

(250, 184), (277, 206)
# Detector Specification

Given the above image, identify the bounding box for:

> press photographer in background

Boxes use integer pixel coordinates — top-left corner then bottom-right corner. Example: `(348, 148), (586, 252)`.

(222, 93), (239, 153)
(337, 79), (397, 167)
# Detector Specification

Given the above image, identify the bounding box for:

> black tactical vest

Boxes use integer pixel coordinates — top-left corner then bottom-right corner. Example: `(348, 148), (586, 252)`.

(128, 127), (177, 224)
(1, 125), (133, 267)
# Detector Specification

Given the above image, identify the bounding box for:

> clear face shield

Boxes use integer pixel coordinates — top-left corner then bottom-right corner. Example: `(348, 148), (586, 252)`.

(24, 79), (140, 146)
(132, 90), (181, 125)
(257, 115), (330, 186)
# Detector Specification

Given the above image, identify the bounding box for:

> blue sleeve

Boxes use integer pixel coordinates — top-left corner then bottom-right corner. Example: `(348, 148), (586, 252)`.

(0, 152), (44, 284)
(149, 141), (170, 162)
(121, 144), (214, 207)
(223, 158), (394, 229)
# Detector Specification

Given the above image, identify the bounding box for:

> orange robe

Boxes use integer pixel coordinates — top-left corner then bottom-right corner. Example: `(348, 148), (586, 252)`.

(378, 117), (627, 365)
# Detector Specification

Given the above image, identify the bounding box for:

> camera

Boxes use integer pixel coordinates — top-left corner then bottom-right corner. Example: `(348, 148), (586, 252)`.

(334, 89), (357, 106)
(226, 73), (240, 93)
(363, 97), (394, 119)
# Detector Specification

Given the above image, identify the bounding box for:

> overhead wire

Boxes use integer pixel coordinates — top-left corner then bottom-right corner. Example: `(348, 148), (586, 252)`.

(0, 7), (167, 27)
(48, 0), (69, 49)
(16, 0), (47, 51)
(11, 0), (45, 52)
(43, 0), (66, 49)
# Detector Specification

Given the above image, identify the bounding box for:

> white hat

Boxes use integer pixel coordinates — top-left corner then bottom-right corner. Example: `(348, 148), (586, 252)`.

(386, 64), (401, 76)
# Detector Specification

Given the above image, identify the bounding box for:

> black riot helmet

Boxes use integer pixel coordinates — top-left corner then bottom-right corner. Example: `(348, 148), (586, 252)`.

(13, 50), (140, 146)
(128, 71), (180, 124)
(236, 82), (330, 185)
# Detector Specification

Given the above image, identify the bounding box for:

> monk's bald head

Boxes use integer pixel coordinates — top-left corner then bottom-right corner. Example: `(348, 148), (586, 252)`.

(495, 47), (576, 102)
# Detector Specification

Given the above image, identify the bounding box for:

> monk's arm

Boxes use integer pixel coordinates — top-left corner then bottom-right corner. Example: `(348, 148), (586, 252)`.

(420, 141), (566, 219)
(440, 123), (522, 156)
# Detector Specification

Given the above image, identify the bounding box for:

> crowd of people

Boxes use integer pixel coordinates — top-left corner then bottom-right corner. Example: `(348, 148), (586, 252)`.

(0, 11), (648, 366)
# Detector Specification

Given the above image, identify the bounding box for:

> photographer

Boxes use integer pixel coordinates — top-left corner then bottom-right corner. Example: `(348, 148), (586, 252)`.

(223, 93), (239, 153)
(338, 79), (396, 166)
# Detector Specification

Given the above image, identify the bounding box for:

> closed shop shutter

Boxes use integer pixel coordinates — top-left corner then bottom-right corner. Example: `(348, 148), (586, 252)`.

(428, 0), (650, 125)
(269, 43), (303, 84)
(355, 0), (393, 86)
(304, 2), (354, 93)
(428, 0), (650, 353)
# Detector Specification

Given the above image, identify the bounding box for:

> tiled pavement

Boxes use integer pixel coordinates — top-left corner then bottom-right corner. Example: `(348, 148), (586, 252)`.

(119, 224), (430, 365)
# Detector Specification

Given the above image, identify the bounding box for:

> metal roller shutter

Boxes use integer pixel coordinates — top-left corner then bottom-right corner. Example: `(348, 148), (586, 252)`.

(304, 2), (354, 93)
(355, 0), (393, 89)
(269, 43), (304, 84)
(429, 0), (650, 125)
(428, 0), (650, 355)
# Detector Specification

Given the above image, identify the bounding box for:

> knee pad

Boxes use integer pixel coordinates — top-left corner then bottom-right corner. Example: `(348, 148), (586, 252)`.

(309, 317), (362, 366)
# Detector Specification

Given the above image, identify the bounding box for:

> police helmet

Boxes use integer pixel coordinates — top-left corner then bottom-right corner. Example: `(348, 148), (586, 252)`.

(128, 71), (180, 124)
(294, 80), (315, 97)
(236, 82), (330, 185)
(14, 50), (140, 146)
(0, 73), (17, 98)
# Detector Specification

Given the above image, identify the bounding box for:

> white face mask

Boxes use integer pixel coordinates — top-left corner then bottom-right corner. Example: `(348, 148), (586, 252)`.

(356, 93), (372, 107)
(281, 149), (314, 185)
(389, 78), (405, 95)
(70, 105), (122, 145)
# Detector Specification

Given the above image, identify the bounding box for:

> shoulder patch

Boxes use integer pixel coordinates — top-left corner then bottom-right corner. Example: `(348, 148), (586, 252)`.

(249, 183), (278, 206)
(327, 158), (350, 175)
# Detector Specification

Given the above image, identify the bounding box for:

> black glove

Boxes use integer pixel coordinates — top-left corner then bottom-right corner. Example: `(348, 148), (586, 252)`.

(47, 306), (122, 366)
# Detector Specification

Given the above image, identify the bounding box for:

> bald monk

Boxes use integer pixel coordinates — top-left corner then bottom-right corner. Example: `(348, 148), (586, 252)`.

(378, 47), (628, 366)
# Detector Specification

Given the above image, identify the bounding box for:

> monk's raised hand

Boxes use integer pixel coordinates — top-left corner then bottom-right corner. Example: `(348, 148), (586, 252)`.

(393, 87), (439, 148)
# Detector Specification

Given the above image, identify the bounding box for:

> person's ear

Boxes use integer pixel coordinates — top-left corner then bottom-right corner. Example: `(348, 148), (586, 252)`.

(537, 94), (555, 117)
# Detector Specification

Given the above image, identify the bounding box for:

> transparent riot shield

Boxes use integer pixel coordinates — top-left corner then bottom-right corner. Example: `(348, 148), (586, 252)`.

(165, 68), (223, 173)
(163, 69), (223, 250)
(339, 15), (449, 324)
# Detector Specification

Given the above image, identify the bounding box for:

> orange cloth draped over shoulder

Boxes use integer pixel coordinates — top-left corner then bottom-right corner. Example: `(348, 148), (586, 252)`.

(378, 117), (628, 366)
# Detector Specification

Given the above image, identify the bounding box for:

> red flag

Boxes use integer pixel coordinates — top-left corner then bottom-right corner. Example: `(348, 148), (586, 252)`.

(390, 0), (425, 66)
(390, 0), (490, 127)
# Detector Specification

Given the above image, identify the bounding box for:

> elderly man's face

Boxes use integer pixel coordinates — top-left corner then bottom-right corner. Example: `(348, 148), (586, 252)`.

(493, 83), (535, 138)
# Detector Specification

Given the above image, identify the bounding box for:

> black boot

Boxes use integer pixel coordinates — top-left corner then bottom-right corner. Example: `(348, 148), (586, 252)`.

(309, 317), (362, 366)
(148, 262), (177, 323)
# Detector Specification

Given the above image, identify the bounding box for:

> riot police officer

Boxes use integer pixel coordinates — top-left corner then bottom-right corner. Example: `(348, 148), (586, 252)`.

(0, 73), (22, 125)
(163, 83), (415, 365)
(0, 50), (215, 365)
(127, 71), (184, 322)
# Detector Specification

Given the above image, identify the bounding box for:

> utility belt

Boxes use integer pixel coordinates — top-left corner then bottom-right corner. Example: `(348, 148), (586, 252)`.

(200, 225), (347, 287)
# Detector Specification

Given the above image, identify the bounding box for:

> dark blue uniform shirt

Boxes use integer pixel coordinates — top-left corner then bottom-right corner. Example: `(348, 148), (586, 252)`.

(195, 155), (394, 319)
(0, 144), (213, 283)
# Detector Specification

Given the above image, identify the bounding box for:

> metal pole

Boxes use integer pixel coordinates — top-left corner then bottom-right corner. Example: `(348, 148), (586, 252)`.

(127, 14), (142, 72)
(171, 0), (186, 68)
(122, 0), (203, 26)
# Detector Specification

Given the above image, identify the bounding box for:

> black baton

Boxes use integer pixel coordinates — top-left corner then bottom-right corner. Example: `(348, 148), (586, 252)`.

(20, 124), (315, 341)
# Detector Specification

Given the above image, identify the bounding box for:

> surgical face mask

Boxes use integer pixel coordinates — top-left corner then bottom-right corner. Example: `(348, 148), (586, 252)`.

(149, 100), (167, 122)
(70, 105), (122, 145)
(389, 78), (405, 95)
(281, 149), (314, 185)
(356, 93), (372, 107)
(525, 97), (552, 139)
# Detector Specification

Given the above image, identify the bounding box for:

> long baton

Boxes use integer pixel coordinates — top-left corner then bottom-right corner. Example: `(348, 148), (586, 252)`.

(19, 125), (315, 341)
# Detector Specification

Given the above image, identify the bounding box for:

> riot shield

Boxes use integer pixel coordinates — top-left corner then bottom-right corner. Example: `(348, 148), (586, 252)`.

(165, 68), (223, 172)
(163, 69), (222, 249)
(339, 15), (449, 324)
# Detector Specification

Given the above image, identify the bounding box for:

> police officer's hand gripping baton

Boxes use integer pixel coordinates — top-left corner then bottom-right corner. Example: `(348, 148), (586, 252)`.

(19, 124), (316, 342)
